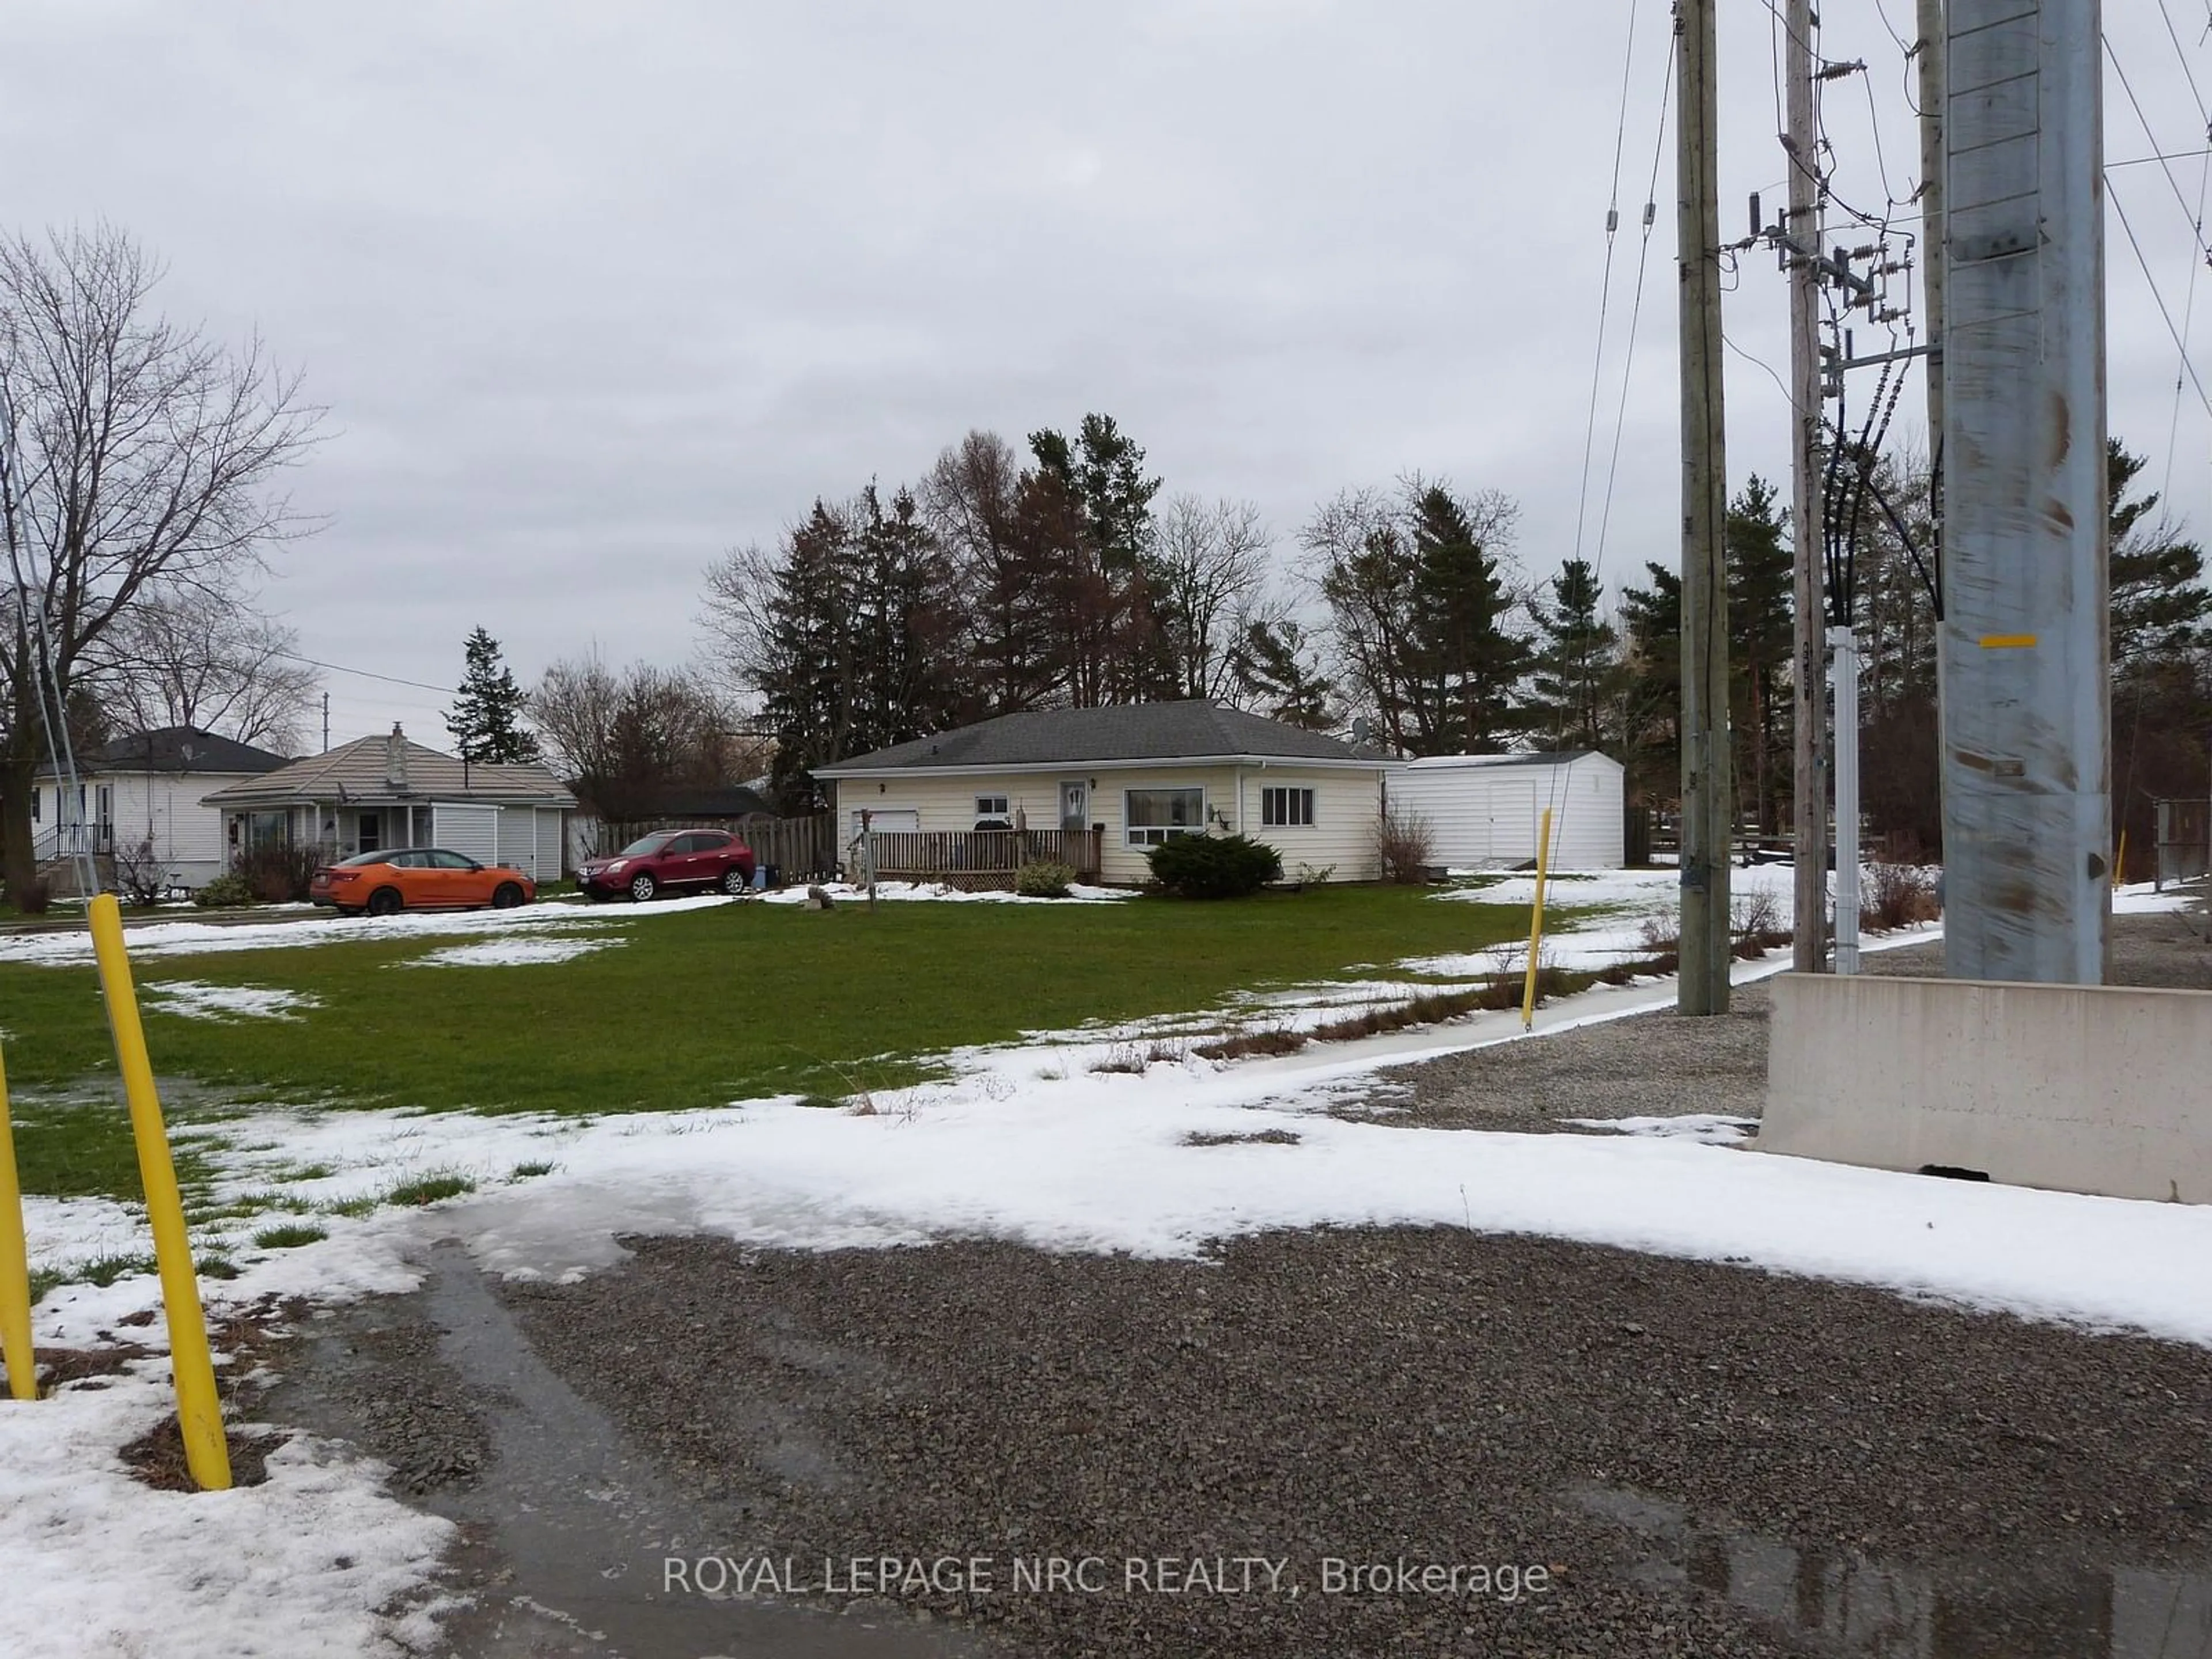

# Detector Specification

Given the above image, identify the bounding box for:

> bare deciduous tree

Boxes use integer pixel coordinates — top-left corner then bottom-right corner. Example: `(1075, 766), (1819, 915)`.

(1152, 494), (1273, 701)
(1, 225), (320, 893)
(91, 580), (317, 752)
(530, 651), (739, 823)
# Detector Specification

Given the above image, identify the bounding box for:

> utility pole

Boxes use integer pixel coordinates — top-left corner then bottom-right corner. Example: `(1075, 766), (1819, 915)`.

(321, 692), (330, 754)
(1785, 0), (1830, 975)
(1938, 0), (2108, 983)
(1676, 0), (1733, 1014)
(1916, 0), (1945, 504)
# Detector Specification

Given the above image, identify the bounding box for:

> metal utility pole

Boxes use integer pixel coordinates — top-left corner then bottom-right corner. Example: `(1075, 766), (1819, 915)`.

(1785, 0), (1830, 975)
(1676, 0), (1733, 1013)
(1939, 0), (2109, 984)
(321, 692), (331, 753)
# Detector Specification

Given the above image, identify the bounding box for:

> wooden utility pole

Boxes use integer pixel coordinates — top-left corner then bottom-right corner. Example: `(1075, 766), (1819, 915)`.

(1916, 0), (1945, 541)
(1676, 0), (1733, 1013)
(1786, 0), (1830, 975)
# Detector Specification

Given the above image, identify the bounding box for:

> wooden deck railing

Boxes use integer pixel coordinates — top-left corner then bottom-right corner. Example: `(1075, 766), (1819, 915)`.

(855, 827), (1105, 889)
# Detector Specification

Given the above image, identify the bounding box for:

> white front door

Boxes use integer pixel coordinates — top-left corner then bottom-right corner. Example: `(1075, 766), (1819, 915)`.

(1060, 781), (1089, 832)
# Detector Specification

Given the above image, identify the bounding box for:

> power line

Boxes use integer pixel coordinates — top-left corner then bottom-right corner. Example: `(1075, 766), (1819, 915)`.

(2156, 0), (2211, 126)
(2107, 33), (2212, 260)
(1569, 0), (1646, 574)
(269, 649), (456, 696)
(1591, 31), (1676, 588)
(2108, 169), (2212, 421)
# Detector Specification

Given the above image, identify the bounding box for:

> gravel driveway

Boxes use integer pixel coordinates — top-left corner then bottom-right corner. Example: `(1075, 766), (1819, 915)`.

(267, 903), (2212, 1657)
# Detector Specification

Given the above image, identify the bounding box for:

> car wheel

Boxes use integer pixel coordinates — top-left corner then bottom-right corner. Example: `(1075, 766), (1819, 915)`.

(628, 872), (658, 903)
(366, 887), (403, 917)
(491, 882), (525, 909)
(720, 866), (751, 896)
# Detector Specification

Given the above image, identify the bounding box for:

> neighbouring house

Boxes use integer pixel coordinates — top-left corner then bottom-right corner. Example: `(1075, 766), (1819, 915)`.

(201, 724), (577, 882)
(813, 700), (1391, 885)
(1384, 751), (1626, 870)
(31, 726), (294, 892)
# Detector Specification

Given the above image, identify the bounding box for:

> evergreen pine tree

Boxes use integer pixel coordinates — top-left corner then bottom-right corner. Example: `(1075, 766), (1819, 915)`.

(1525, 558), (1619, 752)
(1229, 618), (1339, 729)
(445, 627), (541, 764)
(1616, 562), (1682, 808)
(1724, 476), (1794, 833)
(1405, 486), (1529, 753)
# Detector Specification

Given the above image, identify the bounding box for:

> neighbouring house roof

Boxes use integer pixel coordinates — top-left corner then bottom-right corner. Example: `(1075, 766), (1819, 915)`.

(200, 726), (577, 809)
(816, 700), (1373, 777)
(1399, 750), (1619, 771)
(36, 726), (292, 778)
(576, 783), (776, 821)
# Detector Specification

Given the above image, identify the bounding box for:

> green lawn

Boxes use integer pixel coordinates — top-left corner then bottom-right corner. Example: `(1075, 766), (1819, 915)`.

(0, 891), (1535, 1150)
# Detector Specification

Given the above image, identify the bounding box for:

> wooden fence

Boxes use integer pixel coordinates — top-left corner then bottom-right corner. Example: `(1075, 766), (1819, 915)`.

(857, 827), (1104, 890)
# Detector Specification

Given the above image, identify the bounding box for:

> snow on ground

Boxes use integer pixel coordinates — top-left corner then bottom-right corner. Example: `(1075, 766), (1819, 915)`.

(2, 865), (2199, 1657)
(0, 893), (724, 967)
(2114, 878), (2205, 915)
(1567, 1113), (1760, 1145)
(0, 1357), (455, 1659)
(757, 879), (1134, 905)
(407, 935), (627, 968)
(141, 980), (323, 1021)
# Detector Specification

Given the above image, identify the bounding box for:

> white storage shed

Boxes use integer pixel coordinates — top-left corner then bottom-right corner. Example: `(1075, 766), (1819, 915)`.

(1387, 751), (1626, 870)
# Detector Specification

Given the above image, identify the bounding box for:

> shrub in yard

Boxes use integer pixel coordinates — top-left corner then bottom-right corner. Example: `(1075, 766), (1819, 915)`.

(233, 841), (324, 903)
(193, 872), (256, 910)
(1016, 859), (1077, 899)
(1862, 860), (1941, 931)
(1146, 833), (1282, 899)
(113, 837), (169, 907)
(1376, 804), (1435, 885)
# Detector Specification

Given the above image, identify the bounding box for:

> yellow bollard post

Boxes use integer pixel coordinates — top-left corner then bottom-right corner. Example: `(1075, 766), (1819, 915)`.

(1520, 807), (1555, 1032)
(86, 895), (230, 1490)
(0, 1042), (37, 1401)
(2115, 829), (2128, 891)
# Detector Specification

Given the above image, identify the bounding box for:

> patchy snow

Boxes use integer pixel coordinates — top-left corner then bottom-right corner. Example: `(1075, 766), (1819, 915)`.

(10, 858), (2205, 1656)
(143, 979), (323, 1021)
(1567, 1113), (1760, 1145)
(0, 1358), (454, 1659)
(0, 895), (722, 968)
(408, 935), (627, 968)
(756, 879), (1134, 905)
(2113, 879), (2205, 915)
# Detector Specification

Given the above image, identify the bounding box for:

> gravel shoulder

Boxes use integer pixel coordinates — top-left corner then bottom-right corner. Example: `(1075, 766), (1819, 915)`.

(493, 1227), (2212, 1658)
(1344, 907), (2209, 1132)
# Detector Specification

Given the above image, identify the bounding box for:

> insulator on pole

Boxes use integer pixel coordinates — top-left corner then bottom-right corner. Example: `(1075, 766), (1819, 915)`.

(1606, 207), (1619, 234)
(1749, 191), (1762, 238)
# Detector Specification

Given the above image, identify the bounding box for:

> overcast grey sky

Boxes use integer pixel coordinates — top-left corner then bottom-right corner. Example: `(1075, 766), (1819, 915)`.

(9, 2), (2208, 747)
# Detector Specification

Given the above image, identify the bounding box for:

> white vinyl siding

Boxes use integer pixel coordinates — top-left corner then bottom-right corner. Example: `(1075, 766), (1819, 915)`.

(827, 763), (1387, 884)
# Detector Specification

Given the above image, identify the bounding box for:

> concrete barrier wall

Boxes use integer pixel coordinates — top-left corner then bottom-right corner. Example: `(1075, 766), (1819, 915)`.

(1760, 973), (2212, 1204)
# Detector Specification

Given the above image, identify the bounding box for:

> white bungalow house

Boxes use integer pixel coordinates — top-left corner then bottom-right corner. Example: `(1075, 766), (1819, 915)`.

(813, 700), (1390, 885)
(33, 726), (293, 892)
(200, 724), (577, 882)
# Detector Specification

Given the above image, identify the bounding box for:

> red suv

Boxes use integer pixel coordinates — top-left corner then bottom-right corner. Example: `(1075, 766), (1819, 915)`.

(577, 829), (756, 902)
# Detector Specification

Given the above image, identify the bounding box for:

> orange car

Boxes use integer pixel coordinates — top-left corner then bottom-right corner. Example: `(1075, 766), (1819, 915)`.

(310, 847), (536, 916)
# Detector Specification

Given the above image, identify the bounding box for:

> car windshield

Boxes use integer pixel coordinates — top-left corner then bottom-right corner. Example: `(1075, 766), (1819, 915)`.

(335, 850), (396, 867)
(618, 833), (676, 857)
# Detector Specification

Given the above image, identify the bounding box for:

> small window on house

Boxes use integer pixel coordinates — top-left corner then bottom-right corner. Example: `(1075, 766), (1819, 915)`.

(1260, 786), (1315, 828)
(1125, 786), (1205, 847)
(974, 794), (1009, 824)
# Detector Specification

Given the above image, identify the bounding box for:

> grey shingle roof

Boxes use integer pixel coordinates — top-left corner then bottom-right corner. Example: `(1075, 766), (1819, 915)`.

(816, 701), (1367, 774)
(200, 730), (577, 808)
(42, 726), (291, 777)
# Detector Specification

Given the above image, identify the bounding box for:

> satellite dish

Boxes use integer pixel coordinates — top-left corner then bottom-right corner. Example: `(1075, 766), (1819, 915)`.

(1351, 716), (1373, 743)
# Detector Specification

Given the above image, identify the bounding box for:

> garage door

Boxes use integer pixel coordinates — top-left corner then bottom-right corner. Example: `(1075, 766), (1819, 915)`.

(433, 804), (500, 866)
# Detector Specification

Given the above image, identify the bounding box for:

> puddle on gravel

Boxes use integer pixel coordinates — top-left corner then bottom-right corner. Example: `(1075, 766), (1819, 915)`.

(1570, 1482), (2212, 1657)
(292, 1243), (982, 1659)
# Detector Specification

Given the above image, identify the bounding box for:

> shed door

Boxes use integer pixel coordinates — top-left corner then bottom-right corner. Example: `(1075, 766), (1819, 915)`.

(433, 804), (501, 866)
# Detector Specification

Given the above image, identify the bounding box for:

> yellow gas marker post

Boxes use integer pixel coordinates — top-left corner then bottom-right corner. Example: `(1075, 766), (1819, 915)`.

(87, 894), (230, 1488)
(0, 1041), (36, 1400)
(1520, 807), (1554, 1032)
